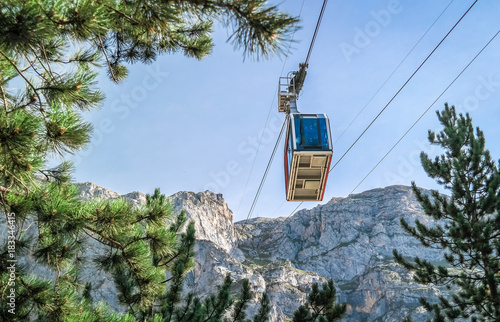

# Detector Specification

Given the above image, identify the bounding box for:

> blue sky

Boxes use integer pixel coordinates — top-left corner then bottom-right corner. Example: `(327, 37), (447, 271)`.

(66, 0), (500, 222)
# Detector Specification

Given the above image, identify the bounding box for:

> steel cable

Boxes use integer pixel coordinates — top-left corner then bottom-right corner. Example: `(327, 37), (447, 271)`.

(264, 0), (480, 242)
(329, 0), (478, 174)
(348, 29), (500, 196)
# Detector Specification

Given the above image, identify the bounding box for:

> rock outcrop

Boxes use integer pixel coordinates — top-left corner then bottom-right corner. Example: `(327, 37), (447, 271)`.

(234, 185), (444, 321)
(11, 182), (448, 321)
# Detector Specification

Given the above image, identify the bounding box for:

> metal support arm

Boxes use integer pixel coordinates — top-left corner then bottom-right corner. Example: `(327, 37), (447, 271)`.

(278, 63), (308, 114)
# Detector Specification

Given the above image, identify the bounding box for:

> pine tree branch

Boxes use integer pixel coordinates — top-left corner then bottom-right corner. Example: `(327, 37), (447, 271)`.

(0, 49), (46, 119)
(83, 229), (137, 271)
(311, 304), (325, 321)
(54, 262), (61, 294)
(438, 297), (494, 319)
(98, 2), (140, 24)
(161, 276), (173, 284)
(203, 299), (221, 322)
(122, 235), (154, 249)
(31, 42), (59, 81)
(40, 42), (54, 77)
(157, 250), (181, 267)
(466, 247), (486, 272)
(203, 275), (232, 322)
(83, 226), (155, 310)
(22, 52), (49, 82)
(176, 292), (194, 321)
(481, 252), (500, 316)
(132, 1), (142, 18)
(0, 185), (21, 196)
(51, 58), (85, 64)
(0, 167), (31, 194)
(1, 270), (10, 299)
(0, 85), (8, 111)
(83, 228), (132, 259)
(37, 3), (68, 26)
(6, 96), (37, 114)
(432, 271), (484, 281)
(97, 35), (118, 83)
(231, 279), (251, 322)
(83, 229), (118, 249)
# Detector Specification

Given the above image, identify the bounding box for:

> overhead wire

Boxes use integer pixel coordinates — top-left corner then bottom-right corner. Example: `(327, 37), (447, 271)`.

(245, 117), (287, 221)
(243, 0), (329, 222)
(255, 199), (304, 250)
(328, 0), (478, 174)
(305, 0), (329, 65)
(261, 0), (480, 242)
(348, 29), (500, 196)
(334, 0), (455, 145)
(263, 0), (456, 221)
(236, 0), (306, 214)
(232, 2), (308, 255)
(232, 119), (285, 255)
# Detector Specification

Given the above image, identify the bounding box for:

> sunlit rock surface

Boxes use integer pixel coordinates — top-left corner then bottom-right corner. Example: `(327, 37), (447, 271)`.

(11, 183), (447, 321)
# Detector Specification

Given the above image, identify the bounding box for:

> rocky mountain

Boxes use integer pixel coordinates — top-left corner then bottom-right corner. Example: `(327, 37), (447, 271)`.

(16, 182), (448, 321)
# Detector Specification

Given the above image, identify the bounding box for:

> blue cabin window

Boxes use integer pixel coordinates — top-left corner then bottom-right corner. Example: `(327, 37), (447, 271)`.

(293, 115), (330, 151)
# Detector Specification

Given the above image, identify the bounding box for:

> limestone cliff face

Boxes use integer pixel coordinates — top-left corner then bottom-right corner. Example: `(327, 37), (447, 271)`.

(17, 183), (447, 321)
(169, 191), (238, 255)
(235, 185), (444, 321)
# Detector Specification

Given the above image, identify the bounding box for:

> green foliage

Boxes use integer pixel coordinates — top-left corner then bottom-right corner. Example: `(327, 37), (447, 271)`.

(253, 293), (271, 322)
(0, 184), (274, 321)
(0, 1), (299, 321)
(394, 103), (500, 320)
(202, 273), (233, 321)
(163, 273), (262, 322)
(0, 0), (298, 198)
(0, 182), (184, 320)
(292, 279), (347, 322)
(230, 279), (252, 322)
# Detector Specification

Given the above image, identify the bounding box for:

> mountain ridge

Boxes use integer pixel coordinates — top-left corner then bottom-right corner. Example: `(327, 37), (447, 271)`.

(68, 182), (445, 321)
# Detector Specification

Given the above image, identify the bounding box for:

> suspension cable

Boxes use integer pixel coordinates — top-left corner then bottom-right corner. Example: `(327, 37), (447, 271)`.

(329, 0), (478, 174)
(348, 29), (500, 196)
(334, 0), (455, 145)
(233, 118), (287, 256)
(292, 0), (330, 96)
(245, 117), (287, 222)
(265, 0), (456, 220)
(305, 0), (329, 65)
(262, 0), (480, 240)
(242, 0), (328, 222)
(236, 0), (306, 214)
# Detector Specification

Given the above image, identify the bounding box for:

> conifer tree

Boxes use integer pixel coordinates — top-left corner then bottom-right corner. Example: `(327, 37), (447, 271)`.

(0, 0), (298, 212)
(0, 1), (298, 321)
(230, 279), (252, 322)
(292, 279), (347, 322)
(394, 104), (500, 320)
(253, 293), (271, 322)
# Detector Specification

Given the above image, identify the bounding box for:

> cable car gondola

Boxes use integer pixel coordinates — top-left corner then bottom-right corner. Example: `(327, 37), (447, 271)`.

(279, 68), (333, 201)
(284, 113), (332, 201)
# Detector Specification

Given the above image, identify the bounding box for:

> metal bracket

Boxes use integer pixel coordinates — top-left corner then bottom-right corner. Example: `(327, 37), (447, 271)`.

(278, 63), (308, 114)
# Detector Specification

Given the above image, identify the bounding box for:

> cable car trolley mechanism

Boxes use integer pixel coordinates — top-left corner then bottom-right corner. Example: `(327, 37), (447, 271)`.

(279, 64), (333, 201)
